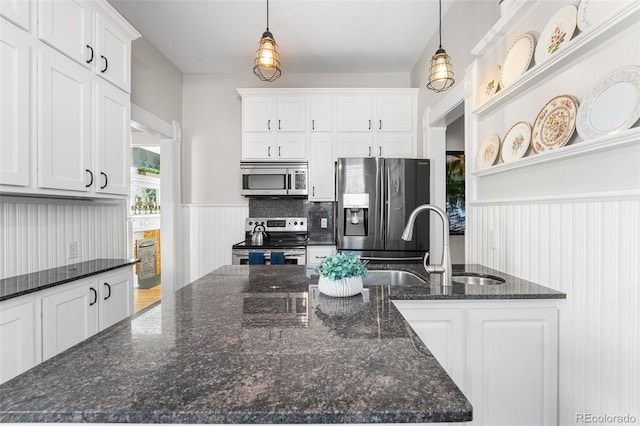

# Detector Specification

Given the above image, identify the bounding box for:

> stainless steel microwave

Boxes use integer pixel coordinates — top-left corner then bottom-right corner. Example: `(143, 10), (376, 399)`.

(240, 162), (308, 197)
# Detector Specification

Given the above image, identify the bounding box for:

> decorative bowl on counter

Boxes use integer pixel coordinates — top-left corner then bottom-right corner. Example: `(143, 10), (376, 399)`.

(316, 253), (367, 297)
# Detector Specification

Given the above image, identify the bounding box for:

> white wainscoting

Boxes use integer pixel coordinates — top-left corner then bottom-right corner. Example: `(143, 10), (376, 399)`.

(467, 199), (640, 425)
(182, 204), (248, 283)
(0, 198), (128, 279)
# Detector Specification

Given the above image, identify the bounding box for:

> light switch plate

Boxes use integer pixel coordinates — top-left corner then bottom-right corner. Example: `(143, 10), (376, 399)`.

(489, 229), (498, 250)
(321, 218), (328, 228)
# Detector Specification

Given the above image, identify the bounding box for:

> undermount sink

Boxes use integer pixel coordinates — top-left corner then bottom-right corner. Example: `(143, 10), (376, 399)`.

(362, 270), (427, 286)
(452, 273), (505, 286)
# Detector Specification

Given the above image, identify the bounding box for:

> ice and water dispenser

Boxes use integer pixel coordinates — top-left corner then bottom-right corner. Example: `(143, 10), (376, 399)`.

(342, 193), (369, 236)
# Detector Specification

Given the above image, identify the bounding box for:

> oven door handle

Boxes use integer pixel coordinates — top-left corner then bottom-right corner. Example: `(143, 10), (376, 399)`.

(359, 256), (424, 261)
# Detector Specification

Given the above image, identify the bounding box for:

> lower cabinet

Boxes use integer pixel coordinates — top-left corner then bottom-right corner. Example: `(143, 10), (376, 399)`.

(393, 299), (560, 426)
(0, 266), (133, 383)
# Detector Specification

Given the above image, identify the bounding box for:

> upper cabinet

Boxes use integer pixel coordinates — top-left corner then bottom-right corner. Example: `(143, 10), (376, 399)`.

(468, 0), (640, 201)
(0, 0), (31, 30)
(0, 0), (140, 198)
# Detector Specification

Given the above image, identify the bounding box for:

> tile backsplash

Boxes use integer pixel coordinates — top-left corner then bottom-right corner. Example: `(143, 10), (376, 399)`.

(248, 199), (335, 243)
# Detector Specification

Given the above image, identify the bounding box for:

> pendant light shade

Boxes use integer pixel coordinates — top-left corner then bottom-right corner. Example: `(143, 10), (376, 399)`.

(427, 0), (454, 92)
(253, 0), (281, 82)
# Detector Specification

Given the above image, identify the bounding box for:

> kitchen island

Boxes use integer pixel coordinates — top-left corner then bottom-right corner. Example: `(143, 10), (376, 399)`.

(0, 264), (564, 423)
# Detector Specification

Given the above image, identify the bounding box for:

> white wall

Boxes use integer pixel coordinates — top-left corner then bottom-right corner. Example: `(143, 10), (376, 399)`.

(182, 71), (410, 205)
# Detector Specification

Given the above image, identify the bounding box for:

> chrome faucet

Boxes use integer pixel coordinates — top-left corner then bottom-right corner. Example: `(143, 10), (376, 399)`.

(401, 204), (452, 286)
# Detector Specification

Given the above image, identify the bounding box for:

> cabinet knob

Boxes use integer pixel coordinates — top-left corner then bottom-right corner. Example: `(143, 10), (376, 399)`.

(85, 169), (93, 188)
(100, 172), (108, 189)
(86, 45), (94, 64)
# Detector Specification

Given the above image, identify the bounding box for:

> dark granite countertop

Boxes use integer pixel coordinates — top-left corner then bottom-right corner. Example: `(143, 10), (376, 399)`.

(0, 259), (140, 302)
(0, 264), (564, 423)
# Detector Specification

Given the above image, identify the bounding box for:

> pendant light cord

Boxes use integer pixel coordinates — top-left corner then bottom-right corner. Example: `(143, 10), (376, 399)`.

(266, 0), (270, 31)
(438, 0), (442, 49)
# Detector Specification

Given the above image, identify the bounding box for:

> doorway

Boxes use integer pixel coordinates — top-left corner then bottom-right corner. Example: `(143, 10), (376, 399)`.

(128, 105), (182, 312)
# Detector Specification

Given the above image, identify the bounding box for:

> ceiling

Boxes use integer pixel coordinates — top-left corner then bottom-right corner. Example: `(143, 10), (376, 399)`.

(108, 0), (453, 75)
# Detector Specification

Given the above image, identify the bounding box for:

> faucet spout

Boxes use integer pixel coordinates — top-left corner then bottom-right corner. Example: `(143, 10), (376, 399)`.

(401, 204), (452, 286)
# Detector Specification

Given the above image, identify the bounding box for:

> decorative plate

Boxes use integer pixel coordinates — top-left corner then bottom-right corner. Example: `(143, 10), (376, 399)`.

(576, 66), (640, 140)
(500, 33), (535, 89)
(501, 121), (532, 163)
(534, 5), (577, 65)
(532, 95), (578, 153)
(577, 0), (635, 32)
(477, 65), (501, 106)
(476, 133), (501, 169)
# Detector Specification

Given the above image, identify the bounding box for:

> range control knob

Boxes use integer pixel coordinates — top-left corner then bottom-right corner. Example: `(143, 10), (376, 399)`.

(300, 221), (304, 225)
(294, 221), (298, 225)
(248, 221), (253, 226)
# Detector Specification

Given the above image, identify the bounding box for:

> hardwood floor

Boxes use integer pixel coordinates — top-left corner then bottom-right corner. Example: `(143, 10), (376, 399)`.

(134, 285), (161, 313)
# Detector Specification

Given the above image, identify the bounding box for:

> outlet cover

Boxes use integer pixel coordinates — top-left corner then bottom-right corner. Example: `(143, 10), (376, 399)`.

(68, 241), (78, 259)
(321, 218), (328, 228)
(489, 230), (498, 250)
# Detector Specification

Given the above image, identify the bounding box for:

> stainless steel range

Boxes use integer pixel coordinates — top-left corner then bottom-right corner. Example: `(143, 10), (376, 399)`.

(232, 217), (308, 265)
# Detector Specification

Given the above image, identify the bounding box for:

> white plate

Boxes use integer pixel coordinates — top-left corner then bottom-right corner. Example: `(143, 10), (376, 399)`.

(476, 133), (500, 169)
(535, 5), (577, 64)
(477, 65), (501, 106)
(576, 66), (640, 140)
(532, 95), (578, 153)
(577, 0), (635, 32)
(501, 122), (532, 163)
(500, 33), (535, 89)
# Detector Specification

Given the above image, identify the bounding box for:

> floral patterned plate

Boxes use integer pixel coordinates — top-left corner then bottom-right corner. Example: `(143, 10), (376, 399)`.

(534, 5), (577, 65)
(500, 33), (535, 89)
(532, 95), (578, 152)
(477, 64), (501, 106)
(501, 122), (532, 163)
(476, 133), (501, 169)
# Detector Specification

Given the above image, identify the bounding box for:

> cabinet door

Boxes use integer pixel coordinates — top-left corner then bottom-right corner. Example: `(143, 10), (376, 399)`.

(242, 133), (274, 160)
(376, 96), (414, 132)
(38, 47), (92, 191)
(467, 307), (558, 426)
(38, 0), (92, 67)
(94, 14), (131, 93)
(0, 22), (30, 186)
(376, 133), (415, 158)
(276, 133), (306, 159)
(0, 297), (37, 384)
(308, 135), (334, 201)
(309, 96), (332, 132)
(1, 0), (31, 30)
(393, 304), (467, 392)
(94, 81), (130, 195)
(306, 245), (336, 265)
(276, 96), (305, 132)
(98, 269), (132, 330)
(242, 96), (273, 132)
(42, 280), (99, 361)
(337, 95), (373, 131)
(336, 133), (373, 158)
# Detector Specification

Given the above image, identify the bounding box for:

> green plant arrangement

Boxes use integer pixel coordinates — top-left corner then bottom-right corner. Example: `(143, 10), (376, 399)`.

(137, 167), (160, 175)
(316, 253), (368, 281)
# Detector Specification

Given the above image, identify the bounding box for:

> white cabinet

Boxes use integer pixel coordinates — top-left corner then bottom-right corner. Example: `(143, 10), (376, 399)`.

(276, 96), (305, 131)
(309, 96), (332, 132)
(38, 46), (92, 192)
(337, 95), (373, 132)
(0, 0), (31, 31)
(306, 245), (336, 266)
(41, 267), (133, 361)
(242, 95), (272, 132)
(376, 95), (414, 132)
(0, 21), (30, 186)
(393, 299), (560, 426)
(308, 135), (334, 201)
(0, 294), (39, 384)
(94, 13), (132, 93)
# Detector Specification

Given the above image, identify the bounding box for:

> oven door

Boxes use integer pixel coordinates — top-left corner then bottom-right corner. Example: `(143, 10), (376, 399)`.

(232, 248), (306, 265)
(240, 163), (288, 196)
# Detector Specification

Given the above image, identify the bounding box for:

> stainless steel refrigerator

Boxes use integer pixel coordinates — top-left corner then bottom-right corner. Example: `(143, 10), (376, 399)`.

(336, 157), (429, 263)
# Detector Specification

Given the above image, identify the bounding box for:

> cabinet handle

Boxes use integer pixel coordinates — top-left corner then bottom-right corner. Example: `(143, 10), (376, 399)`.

(312, 186), (315, 197)
(379, 119), (382, 130)
(86, 45), (94, 64)
(100, 55), (108, 73)
(268, 146), (271, 157)
(379, 146), (382, 156)
(278, 119), (281, 130)
(89, 287), (97, 306)
(268, 119), (271, 130)
(278, 146), (281, 157)
(85, 169), (93, 188)
(368, 119), (371, 130)
(100, 172), (108, 189)
(368, 146), (372, 157)
(312, 119), (315, 130)
(104, 282), (112, 300)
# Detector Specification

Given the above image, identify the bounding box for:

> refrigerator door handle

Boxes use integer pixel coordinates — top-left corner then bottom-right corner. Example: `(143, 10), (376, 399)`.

(379, 163), (385, 238)
(386, 166), (392, 243)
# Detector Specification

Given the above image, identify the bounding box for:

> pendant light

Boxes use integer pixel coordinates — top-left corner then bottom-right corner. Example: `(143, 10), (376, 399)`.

(253, 0), (281, 82)
(427, 0), (454, 93)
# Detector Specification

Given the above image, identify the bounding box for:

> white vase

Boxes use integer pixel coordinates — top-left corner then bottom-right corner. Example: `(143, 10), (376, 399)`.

(318, 275), (363, 298)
